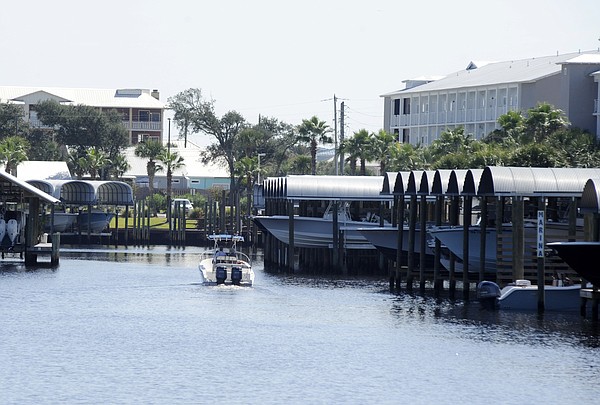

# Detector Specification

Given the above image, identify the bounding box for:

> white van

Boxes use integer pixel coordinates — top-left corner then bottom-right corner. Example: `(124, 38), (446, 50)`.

(172, 198), (193, 212)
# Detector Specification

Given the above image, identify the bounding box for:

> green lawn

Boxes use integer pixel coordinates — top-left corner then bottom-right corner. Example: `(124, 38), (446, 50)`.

(111, 217), (198, 230)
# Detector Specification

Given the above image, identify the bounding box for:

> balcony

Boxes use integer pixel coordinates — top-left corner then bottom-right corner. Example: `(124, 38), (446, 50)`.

(122, 121), (162, 131)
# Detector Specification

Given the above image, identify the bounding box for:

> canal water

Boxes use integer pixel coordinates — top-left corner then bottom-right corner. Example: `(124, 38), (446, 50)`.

(1, 246), (599, 404)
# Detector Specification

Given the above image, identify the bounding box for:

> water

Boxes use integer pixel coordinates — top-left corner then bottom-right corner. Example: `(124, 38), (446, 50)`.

(1, 246), (599, 404)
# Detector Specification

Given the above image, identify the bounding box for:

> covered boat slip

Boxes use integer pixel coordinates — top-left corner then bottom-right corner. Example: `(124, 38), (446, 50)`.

(26, 179), (134, 239)
(0, 170), (60, 264)
(259, 168), (600, 303)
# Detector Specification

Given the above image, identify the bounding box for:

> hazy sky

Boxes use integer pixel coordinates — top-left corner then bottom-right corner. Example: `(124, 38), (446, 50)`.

(1, 0), (599, 145)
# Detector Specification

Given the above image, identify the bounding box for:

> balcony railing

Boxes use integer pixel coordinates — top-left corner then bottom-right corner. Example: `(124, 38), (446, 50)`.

(122, 121), (162, 131)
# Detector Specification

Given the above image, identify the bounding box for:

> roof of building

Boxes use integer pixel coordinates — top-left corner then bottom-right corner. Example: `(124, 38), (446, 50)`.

(0, 86), (164, 109)
(382, 50), (600, 97)
(16, 161), (71, 181)
(123, 139), (230, 178)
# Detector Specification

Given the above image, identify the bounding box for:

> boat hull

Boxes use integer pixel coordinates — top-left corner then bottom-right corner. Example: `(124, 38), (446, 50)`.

(78, 212), (115, 233)
(45, 213), (78, 232)
(547, 242), (600, 287)
(253, 215), (388, 249)
(198, 257), (254, 286)
(497, 284), (582, 311)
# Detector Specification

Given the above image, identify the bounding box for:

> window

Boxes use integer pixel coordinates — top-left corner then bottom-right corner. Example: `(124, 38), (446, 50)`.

(139, 110), (149, 121)
(393, 99), (400, 115)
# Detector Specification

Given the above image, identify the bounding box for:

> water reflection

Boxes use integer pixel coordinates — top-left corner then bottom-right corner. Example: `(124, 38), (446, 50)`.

(387, 289), (600, 348)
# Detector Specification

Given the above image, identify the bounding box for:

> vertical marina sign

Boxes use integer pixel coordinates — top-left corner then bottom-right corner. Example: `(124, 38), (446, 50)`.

(537, 210), (545, 257)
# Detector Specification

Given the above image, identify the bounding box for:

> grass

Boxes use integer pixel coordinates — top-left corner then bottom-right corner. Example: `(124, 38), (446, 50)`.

(110, 216), (198, 230)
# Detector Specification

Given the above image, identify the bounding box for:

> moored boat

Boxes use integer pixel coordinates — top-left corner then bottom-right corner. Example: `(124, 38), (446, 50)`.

(77, 211), (115, 233)
(198, 234), (254, 286)
(547, 241), (600, 287)
(253, 202), (390, 249)
(477, 279), (582, 311)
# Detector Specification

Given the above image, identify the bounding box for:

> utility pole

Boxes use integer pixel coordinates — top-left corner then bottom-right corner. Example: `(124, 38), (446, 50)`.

(333, 94), (338, 175)
(339, 101), (345, 175)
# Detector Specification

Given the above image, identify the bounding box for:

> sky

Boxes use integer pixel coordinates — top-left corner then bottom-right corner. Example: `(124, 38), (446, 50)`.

(1, 0), (599, 146)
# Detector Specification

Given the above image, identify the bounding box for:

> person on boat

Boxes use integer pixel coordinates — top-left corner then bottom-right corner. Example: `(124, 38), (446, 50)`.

(215, 247), (226, 258)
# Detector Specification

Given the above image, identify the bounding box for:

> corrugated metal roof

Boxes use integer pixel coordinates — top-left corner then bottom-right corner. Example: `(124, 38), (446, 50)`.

(264, 175), (391, 201)
(27, 179), (134, 205)
(0, 171), (59, 204)
(0, 86), (164, 109)
(383, 50), (600, 96)
(477, 167), (600, 196)
(463, 169), (484, 195)
(431, 170), (454, 195)
(580, 178), (600, 213)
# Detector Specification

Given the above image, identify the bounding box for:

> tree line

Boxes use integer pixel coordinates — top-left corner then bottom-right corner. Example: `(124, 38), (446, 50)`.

(1, 88), (599, 201)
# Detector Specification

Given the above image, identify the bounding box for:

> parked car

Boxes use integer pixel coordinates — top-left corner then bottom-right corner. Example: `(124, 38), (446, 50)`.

(171, 198), (193, 213)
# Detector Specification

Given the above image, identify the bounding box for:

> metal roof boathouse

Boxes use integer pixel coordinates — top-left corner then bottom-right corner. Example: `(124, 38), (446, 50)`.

(258, 168), (600, 316)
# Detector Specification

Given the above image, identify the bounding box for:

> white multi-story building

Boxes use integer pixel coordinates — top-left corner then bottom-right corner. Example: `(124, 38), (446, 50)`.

(382, 50), (600, 146)
(0, 86), (165, 145)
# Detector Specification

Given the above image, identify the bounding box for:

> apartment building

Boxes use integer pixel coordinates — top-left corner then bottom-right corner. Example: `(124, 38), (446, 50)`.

(382, 50), (600, 146)
(0, 86), (164, 144)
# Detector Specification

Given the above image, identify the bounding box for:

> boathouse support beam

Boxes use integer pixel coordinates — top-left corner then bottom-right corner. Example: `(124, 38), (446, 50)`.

(433, 195), (443, 295)
(463, 195), (472, 300)
(419, 195), (427, 292)
(407, 195), (417, 290)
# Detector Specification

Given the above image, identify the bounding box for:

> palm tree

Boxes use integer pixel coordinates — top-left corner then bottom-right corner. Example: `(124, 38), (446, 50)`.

(370, 129), (397, 174)
(0, 136), (29, 176)
(111, 154), (131, 179)
(297, 116), (332, 175)
(85, 148), (110, 179)
(134, 140), (165, 195)
(344, 129), (372, 175)
(159, 149), (185, 207)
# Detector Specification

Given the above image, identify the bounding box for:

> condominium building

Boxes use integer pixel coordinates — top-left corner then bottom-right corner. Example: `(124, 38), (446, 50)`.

(382, 50), (600, 146)
(0, 86), (165, 144)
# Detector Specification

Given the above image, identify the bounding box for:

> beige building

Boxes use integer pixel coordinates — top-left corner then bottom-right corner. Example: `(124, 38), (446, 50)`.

(0, 86), (165, 145)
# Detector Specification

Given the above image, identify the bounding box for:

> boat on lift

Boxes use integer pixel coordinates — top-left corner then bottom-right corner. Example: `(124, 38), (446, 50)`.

(198, 234), (254, 286)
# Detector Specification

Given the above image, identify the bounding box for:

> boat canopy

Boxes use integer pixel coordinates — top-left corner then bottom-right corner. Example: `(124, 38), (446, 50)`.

(264, 175), (392, 201)
(26, 179), (134, 206)
(477, 167), (600, 197)
(0, 170), (59, 204)
(580, 178), (600, 213)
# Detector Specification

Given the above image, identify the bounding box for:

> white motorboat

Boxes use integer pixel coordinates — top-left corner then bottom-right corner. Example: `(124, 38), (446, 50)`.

(356, 226), (435, 258)
(253, 202), (390, 249)
(477, 279), (582, 311)
(198, 234), (254, 286)
(429, 221), (582, 273)
(1, 210), (25, 247)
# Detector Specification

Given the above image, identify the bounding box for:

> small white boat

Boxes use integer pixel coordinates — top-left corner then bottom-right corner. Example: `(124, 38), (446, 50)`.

(477, 279), (582, 311)
(198, 234), (254, 286)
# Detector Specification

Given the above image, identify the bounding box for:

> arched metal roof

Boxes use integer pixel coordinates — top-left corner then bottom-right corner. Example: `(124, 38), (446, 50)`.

(477, 167), (600, 197)
(407, 170), (436, 195)
(381, 172), (397, 195)
(26, 180), (56, 198)
(445, 170), (469, 196)
(431, 170), (454, 195)
(95, 181), (134, 205)
(266, 175), (391, 201)
(463, 169), (484, 195)
(27, 179), (134, 205)
(580, 178), (600, 213)
(381, 171), (410, 195)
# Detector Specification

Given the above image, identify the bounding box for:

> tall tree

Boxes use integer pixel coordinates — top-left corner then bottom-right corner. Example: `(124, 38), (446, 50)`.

(35, 100), (128, 160)
(167, 88), (205, 147)
(0, 104), (29, 139)
(297, 116), (332, 175)
(134, 140), (165, 195)
(523, 102), (569, 143)
(370, 129), (397, 174)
